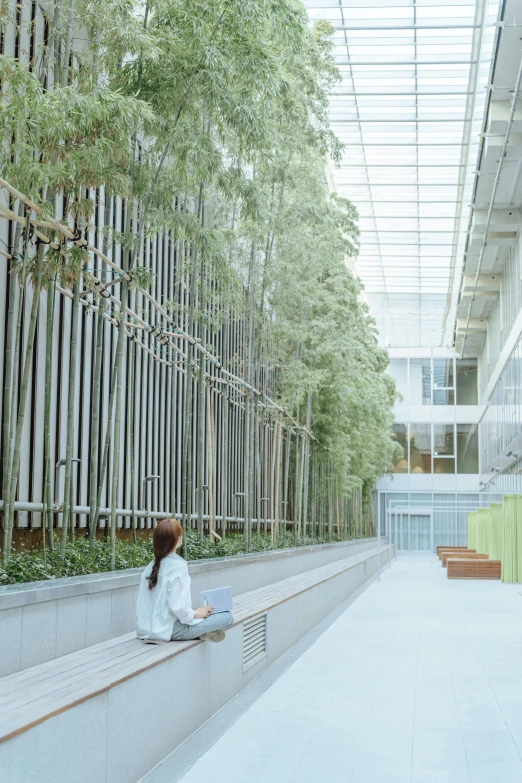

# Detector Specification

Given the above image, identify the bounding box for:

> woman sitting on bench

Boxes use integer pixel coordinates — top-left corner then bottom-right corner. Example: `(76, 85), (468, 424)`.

(136, 518), (234, 644)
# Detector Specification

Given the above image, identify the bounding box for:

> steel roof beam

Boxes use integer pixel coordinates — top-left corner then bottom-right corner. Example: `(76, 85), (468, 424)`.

(333, 25), (480, 31)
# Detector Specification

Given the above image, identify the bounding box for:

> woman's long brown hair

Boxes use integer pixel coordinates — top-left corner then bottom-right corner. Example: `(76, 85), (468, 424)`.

(147, 518), (183, 589)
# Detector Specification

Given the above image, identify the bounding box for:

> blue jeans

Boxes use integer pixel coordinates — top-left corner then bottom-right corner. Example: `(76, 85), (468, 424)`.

(170, 611), (234, 641)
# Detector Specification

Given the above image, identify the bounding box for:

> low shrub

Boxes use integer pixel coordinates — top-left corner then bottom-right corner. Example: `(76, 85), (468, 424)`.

(0, 529), (348, 586)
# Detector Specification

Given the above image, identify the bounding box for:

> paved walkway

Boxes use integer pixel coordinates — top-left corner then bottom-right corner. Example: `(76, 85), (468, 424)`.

(179, 554), (522, 783)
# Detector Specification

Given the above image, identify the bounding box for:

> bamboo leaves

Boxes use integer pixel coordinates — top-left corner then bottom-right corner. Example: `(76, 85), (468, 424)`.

(0, 0), (399, 567)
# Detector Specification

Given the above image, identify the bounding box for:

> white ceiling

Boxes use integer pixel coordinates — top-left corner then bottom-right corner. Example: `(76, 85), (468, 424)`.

(454, 0), (522, 357)
(303, 0), (502, 348)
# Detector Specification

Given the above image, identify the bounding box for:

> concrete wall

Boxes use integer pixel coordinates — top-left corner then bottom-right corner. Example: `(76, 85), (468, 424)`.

(0, 537), (383, 676)
(0, 546), (393, 783)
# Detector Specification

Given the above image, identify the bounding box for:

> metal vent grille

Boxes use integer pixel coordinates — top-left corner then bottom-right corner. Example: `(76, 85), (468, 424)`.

(243, 614), (267, 671)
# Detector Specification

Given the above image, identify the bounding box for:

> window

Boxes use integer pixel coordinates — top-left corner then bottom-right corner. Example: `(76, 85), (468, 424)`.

(409, 359), (431, 405)
(432, 359), (455, 405)
(456, 359), (478, 404)
(390, 424), (408, 473)
(456, 424), (479, 474)
(409, 424), (431, 474)
(433, 423), (455, 474)
(433, 424), (454, 455)
(388, 359), (408, 404)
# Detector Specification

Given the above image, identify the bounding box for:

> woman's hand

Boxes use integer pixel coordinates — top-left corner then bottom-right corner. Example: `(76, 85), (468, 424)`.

(194, 606), (213, 619)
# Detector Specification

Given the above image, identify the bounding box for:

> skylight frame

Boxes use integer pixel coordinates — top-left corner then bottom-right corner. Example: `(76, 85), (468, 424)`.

(303, 0), (499, 347)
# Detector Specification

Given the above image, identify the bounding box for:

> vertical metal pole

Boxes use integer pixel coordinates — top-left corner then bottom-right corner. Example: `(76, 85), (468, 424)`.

(388, 510), (392, 568)
(395, 512), (398, 561)
(455, 505), (458, 546)
(377, 490), (381, 581)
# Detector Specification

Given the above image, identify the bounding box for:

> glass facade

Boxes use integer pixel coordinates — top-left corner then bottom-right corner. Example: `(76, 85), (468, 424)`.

(456, 424), (479, 474)
(381, 492), (501, 551)
(456, 359), (478, 405)
(478, 228), (522, 395)
(388, 359), (408, 404)
(303, 0), (501, 347)
(409, 424), (432, 474)
(432, 360), (454, 406)
(387, 357), (475, 407)
(480, 333), (522, 471)
(485, 463), (522, 493)
(391, 424), (408, 473)
(389, 423), (478, 474)
(409, 359), (431, 405)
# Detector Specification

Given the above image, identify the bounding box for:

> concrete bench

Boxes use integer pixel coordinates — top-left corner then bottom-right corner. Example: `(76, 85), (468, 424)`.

(0, 536), (380, 677)
(0, 545), (391, 783)
(441, 551), (487, 567)
(447, 557), (501, 580)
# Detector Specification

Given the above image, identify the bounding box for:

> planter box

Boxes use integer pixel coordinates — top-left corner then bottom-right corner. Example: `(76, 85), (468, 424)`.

(0, 545), (394, 783)
(0, 537), (387, 676)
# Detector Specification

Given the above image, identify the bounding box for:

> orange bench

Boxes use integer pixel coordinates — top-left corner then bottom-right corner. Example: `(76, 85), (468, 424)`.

(437, 546), (471, 559)
(447, 558), (501, 580)
(441, 551), (488, 567)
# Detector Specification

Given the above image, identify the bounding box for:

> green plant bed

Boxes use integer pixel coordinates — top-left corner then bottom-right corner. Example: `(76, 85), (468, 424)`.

(0, 530), (360, 586)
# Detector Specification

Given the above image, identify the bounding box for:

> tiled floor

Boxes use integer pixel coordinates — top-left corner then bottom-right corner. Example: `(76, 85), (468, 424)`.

(178, 554), (522, 783)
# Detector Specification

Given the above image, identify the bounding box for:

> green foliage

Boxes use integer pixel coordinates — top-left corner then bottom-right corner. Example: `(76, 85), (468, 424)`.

(0, 0), (399, 570)
(267, 155), (401, 487)
(130, 266), (155, 290)
(0, 529), (350, 585)
(0, 56), (153, 202)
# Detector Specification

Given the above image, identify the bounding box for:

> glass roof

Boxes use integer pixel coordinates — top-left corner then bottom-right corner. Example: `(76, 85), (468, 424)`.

(303, 0), (500, 347)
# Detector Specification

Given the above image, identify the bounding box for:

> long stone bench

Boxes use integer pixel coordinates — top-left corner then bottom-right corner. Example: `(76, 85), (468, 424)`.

(0, 544), (392, 783)
(0, 536), (380, 676)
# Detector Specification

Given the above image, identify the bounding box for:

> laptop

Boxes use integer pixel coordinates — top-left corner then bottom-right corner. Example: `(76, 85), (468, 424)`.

(200, 586), (233, 615)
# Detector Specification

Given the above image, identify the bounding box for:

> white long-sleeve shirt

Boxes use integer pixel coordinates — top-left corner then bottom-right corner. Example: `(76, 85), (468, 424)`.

(136, 552), (202, 642)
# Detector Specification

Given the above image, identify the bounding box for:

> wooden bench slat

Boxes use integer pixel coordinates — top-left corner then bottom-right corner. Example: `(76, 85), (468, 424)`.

(0, 555), (367, 701)
(0, 642), (165, 711)
(0, 635), (140, 698)
(0, 546), (381, 743)
(0, 641), (199, 743)
(0, 632), (137, 690)
(441, 552), (488, 566)
(447, 558), (501, 580)
(438, 548), (476, 561)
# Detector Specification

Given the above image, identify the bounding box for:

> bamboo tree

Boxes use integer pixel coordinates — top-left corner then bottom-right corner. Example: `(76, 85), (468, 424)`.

(38, 0), (62, 87)
(59, 274), (81, 556)
(221, 386), (229, 538)
(42, 270), (57, 553)
(181, 184), (204, 555)
(302, 390), (312, 538)
(88, 194), (111, 542)
(206, 385), (217, 537)
(310, 447), (317, 541)
(129, 336), (137, 543)
(2, 213), (32, 562)
(283, 429), (291, 536)
(3, 242), (45, 558)
(1, 209), (26, 565)
(0, 1), (403, 563)
(196, 213), (207, 542)
(61, 0), (76, 88)
(272, 414), (282, 545)
(254, 397), (261, 544)
(243, 241), (257, 549)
